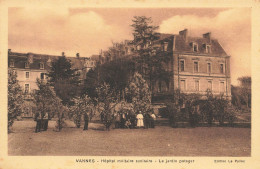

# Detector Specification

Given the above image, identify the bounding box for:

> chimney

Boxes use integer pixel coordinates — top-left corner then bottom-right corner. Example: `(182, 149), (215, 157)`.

(179, 29), (188, 41)
(76, 53), (80, 58)
(27, 53), (34, 63)
(8, 49), (11, 54)
(62, 52), (65, 57)
(172, 35), (176, 51)
(203, 32), (211, 42)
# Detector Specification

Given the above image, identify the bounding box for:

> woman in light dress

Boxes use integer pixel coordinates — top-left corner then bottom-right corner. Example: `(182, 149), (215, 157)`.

(136, 111), (144, 128)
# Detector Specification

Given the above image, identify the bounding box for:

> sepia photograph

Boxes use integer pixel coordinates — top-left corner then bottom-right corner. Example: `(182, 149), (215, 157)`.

(6, 7), (252, 157)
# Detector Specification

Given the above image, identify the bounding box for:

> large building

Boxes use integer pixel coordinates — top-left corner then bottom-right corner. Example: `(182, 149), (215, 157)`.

(152, 29), (231, 102)
(99, 29), (231, 103)
(8, 50), (96, 117)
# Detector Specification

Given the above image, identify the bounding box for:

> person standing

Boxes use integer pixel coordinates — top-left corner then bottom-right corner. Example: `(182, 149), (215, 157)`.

(43, 112), (49, 131)
(144, 113), (150, 129)
(130, 113), (136, 129)
(34, 112), (42, 133)
(115, 112), (121, 129)
(120, 112), (126, 128)
(83, 112), (89, 130)
(150, 112), (156, 128)
(136, 111), (144, 128)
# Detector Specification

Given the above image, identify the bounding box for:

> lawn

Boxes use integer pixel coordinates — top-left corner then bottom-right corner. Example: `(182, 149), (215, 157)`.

(8, 120), (251, 156)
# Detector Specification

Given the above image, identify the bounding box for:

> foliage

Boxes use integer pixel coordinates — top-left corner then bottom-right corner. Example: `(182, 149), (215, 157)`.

(95, 83), (117, 130)
(125, 72), (152, 114)
(48, 56), (81, 106)
(84, 58), (135, 101)
(131, 16), (171, 90)
(231, 76), (251, 109)
(70, 95), (94, 128)
(8, 69), (24, 132)
(167, 90), (201, 127)
(33, 79), (66, 131)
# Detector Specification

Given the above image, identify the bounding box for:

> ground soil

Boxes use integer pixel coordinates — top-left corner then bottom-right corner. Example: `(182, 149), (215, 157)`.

(8, 120), (251, 156)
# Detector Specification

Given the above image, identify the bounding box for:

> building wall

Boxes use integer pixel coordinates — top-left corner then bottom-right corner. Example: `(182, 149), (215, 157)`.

(172, 53), (231, 98)
(12, 68), (47, 93)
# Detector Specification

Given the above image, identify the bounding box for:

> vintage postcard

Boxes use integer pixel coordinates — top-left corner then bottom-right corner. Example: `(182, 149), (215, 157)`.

(0, 0), (260, 169)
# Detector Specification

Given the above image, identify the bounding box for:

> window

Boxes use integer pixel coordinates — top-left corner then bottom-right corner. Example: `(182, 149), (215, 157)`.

(157, 81), (161, 93)
(206, 45), (211, 53)
(220, 64), (224, 74)
(10, 60), (14, 67)
(220, 81), (225, 93)
(40, 73), (44, 80)
(40, 63), (44, 69)
(26, 72), (30, 79)
(180, 80), (186, 91)
(163, 42), (168, 51)
(194, 61), (198, 72)
(195, 80), (199, 91)
(207, 63), (212, 73)
(25, 62), (29, 68)
(180, 60), (185, 72)
(207, 81), (212, 91)
(193, 43), (198, 52)
(24, 84), (29, 94)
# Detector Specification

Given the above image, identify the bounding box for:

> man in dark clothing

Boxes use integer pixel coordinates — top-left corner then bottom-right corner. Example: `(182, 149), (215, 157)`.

(43, 112), (49, 131)
(35, 112), (42, 133)
(83, 113), (89, 130)
(130, 114), (136, 129)
(144, 113), (150, 129)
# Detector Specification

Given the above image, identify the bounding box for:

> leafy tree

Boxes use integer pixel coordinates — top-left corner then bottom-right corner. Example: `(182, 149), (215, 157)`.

(33, 79), (66, 131)
(48, 56), (81, 106)
(84, 58), (135, 101)
(231, 76), (251, 109)
(213, 95), (228, 126)
(8, 70), (24, 132)
(125, 72), (152, 114)
(95, 83), (117, 130)
(131, 16), (171, 91)
(33, 79), (57, 119)
(70, 95), (94, 128)
(238, 76), (251, 108)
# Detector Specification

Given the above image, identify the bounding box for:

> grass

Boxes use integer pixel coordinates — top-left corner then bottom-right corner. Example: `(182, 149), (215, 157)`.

(8, 120), (251, 156)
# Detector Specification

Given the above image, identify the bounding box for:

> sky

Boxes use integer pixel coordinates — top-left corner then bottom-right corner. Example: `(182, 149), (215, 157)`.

(8, 8), (251, 85)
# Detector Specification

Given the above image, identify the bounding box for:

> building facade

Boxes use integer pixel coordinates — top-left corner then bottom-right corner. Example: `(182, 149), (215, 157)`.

(150, 29), (231, 103)
(98, 29), (231, 103)
(8, 50), (96, 117)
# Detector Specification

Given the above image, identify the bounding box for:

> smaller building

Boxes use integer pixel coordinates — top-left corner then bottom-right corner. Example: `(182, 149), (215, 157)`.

(8, 50), (96, 117)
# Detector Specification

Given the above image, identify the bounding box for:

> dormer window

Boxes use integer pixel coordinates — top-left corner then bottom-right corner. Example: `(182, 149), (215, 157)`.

(163, 42), (168, 51)
(10, 59), (14, 67)
(193, 43), (198, 52)
(40, 63), (44, 69)
(25, 62), (29, 68)
(206, 45), (211, 53)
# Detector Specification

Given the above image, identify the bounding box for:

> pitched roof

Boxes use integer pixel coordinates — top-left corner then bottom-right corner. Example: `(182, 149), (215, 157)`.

(8, 52), (94, 70)
(155, 33), (228, 56)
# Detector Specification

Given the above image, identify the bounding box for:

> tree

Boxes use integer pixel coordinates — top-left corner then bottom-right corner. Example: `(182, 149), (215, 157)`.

(48, 56), (81, 106)
(95, 83), (117, 130)
(125, 72), (152, 114)
(33, 79), (57, 119)
(8, 70), (24, 132)
(238, 76), (251, 108)
(84, 58), (135, 101)
(130, 16), (171, 91)
(33, 79), (66, 131)
(70, 95), (94, 128)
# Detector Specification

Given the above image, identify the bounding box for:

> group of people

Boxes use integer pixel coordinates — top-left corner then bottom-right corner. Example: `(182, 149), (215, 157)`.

(34, 110), (157, 132)
(34, 112), (49, 133)
(114, 111), (157, 129)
